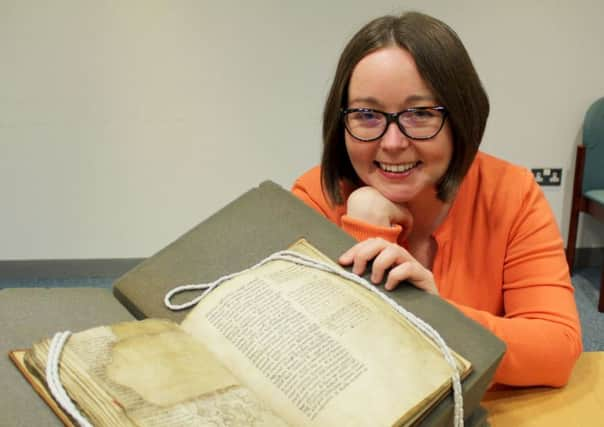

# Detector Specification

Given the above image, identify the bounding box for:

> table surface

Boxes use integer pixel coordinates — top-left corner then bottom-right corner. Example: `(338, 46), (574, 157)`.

(482, 351), (603, 426)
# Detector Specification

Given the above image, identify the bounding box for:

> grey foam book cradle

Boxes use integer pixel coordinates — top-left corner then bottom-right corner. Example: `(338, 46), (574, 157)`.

(113, 180), (505, 427)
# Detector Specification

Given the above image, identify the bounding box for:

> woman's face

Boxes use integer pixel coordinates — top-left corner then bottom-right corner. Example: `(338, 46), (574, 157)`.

(344, 46), (453, 204)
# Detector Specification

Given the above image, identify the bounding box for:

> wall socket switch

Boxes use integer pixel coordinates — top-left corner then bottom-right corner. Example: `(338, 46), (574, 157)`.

(531, 168), (562, 186)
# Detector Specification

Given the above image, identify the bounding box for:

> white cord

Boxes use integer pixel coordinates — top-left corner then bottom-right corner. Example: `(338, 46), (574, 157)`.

(46, 331), (93, 427)
(165, 250), (464, 426)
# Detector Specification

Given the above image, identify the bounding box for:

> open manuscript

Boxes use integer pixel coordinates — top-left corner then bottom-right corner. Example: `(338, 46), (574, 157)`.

(11, 239), (470, 426)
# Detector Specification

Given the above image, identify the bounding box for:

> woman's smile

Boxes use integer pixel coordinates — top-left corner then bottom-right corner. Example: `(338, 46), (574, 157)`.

(375, 160), (422, 175)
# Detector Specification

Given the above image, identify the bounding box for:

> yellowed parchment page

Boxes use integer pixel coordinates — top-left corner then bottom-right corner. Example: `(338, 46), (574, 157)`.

(180, 240), (457, 427)
(27, 319), (288, 427)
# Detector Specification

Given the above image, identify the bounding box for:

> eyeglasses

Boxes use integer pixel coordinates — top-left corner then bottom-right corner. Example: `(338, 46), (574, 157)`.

(341, 106), (448, 142)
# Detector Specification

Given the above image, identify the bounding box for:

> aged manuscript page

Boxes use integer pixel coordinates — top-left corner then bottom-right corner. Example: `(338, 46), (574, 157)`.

(181, 240), (460, 427)
(26, 319), (288, 426)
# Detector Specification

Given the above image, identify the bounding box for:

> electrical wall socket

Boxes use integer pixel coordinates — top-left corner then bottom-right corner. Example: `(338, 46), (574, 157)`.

(531, 168), (562, 186)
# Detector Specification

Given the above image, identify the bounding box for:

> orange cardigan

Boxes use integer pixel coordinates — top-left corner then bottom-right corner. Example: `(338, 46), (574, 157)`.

(292, 151), (582, 387)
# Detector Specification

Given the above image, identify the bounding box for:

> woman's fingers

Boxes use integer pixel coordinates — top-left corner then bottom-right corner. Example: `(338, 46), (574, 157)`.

(339, 238), (439, 295)
(370, 244), (409, 283)
(338, 238), (391, 275)
(384, 262), (438, 294)
(339, 238), (409, 280)
(339, 238), (394, 276)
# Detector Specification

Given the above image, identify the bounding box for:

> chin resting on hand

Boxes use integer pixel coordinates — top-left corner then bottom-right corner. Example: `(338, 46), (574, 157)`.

(346, 186), (413, 239)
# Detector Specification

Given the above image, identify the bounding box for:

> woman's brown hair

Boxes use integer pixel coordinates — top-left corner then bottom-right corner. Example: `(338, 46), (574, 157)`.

(321, 12), (489, 204)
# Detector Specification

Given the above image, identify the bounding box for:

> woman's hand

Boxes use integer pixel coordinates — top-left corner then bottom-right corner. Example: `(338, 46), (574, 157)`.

(338, 238), (439, 295)
(346, 186), (413, 240)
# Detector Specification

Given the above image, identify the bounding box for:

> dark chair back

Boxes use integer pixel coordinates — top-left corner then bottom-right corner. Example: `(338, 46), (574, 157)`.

(582, 97), (604, 193)
(566, 97), (604, 312)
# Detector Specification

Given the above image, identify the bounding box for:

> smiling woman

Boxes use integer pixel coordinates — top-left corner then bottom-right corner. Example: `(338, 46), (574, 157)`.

(344, 47), (453, 206)
(292, 11), (582, 388)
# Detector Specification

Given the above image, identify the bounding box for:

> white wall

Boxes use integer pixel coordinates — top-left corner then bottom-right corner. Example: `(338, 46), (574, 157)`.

(2, 0), (604, 260)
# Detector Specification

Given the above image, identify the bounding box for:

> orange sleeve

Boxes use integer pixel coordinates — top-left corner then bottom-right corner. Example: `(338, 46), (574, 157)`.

(448, 173), (582, 387)
(340, 216), (402, 243)
(291, 167), (402, 243)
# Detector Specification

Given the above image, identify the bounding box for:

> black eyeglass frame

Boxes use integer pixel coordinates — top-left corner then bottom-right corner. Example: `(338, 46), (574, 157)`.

(341, 106), (448, 142)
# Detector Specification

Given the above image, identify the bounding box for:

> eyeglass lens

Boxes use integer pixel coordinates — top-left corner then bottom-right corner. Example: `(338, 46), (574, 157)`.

(344, 108), (445, 141)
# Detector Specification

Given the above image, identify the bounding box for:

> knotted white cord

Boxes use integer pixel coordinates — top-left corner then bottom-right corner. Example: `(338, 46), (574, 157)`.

(46, 331), (93, 427)
(165, 250), (464, 427)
